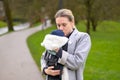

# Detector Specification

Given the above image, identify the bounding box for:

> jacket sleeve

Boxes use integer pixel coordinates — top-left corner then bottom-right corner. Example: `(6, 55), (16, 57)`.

(40, 51), (47, 73)
(58, 33), (91, 70)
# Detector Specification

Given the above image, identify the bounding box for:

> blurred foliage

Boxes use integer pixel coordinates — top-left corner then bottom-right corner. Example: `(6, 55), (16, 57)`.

(7, 0), (120, 23)
(1, 0), (120, 32)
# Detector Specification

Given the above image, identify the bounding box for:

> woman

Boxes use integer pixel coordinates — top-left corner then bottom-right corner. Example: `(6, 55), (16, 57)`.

(41, 9), (91, 80)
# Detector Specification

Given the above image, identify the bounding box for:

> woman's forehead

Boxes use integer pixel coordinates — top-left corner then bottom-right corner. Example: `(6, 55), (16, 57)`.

(56, 17), (69, 23)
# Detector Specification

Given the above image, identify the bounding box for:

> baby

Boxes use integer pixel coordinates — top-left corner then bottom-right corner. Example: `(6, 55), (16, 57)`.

(41, 30), (68, 80)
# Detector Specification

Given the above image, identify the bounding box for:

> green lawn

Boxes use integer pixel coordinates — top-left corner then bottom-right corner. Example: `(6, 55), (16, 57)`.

(27, 21), (120, 80)
(0, 21), (7, 28)
(0, 21), (24, 28)
(84, 21), (120, 80)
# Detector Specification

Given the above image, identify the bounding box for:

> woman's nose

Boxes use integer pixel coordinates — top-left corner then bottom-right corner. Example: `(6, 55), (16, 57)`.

(59, 26), (64, 30)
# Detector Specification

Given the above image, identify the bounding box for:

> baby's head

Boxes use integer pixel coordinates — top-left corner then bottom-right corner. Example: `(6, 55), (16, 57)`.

(41, 30), (68, 50)
(51, 30), (64, 37)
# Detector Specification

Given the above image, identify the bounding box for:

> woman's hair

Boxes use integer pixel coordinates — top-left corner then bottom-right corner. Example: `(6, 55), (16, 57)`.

(55, 9), (74, 22)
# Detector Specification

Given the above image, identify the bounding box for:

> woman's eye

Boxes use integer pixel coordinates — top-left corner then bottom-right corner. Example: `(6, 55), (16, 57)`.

(57, 24), (60, 27)
(62, 23), (67, 27)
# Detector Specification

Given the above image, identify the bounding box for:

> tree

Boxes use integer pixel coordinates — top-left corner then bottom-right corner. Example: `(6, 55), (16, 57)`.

(81, 0), (103, 32)
(90, 0), (120, 31)
(83, 0), (94, 34)
(3, 0), (14, 31)
(90, 0), (102, 31)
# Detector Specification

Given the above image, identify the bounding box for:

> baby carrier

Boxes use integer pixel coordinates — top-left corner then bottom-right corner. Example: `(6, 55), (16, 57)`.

(44, 50), (63, 80)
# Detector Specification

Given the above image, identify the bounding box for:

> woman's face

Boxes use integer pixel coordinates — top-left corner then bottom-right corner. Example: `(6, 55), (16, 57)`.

(55, 17), (74, 36)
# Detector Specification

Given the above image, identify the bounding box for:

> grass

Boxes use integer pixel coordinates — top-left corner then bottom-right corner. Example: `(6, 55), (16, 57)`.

(0, 21), (7, 28)
(0, 21), (25, 28)
(27, 21), (120, 80)
(84, 21), (120, 80)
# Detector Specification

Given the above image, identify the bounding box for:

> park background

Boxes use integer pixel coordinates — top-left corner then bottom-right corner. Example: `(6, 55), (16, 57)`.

(0, 0), (120, 80)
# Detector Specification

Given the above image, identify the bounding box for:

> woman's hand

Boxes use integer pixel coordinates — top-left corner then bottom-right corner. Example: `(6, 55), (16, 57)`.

(45, 66), (60, 76)
(53, 48), (59, 53)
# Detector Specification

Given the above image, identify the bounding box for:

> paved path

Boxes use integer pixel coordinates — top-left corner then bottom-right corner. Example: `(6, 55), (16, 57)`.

(0, 25), (49, 80)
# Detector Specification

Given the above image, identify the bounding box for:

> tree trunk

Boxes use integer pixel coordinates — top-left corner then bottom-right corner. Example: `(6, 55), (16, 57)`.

(91, 18), (97, 31)
(3, 0), (14, 31)
(85, 0), (91, 35)
(58, 0), (63, 10)
(86, 19), (90, 34)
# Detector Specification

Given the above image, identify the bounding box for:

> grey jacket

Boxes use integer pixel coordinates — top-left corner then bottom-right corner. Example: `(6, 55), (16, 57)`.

(41, 29), (91, 80)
